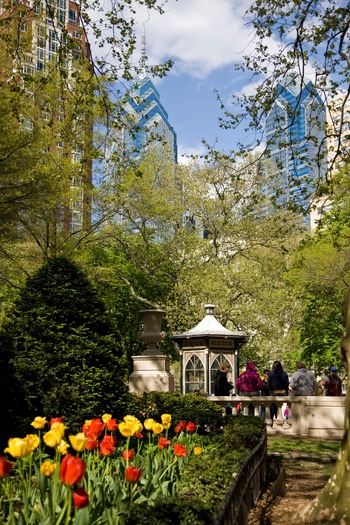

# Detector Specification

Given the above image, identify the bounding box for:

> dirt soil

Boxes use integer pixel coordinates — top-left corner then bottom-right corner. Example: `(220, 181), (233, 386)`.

(247, 455), (336, 525)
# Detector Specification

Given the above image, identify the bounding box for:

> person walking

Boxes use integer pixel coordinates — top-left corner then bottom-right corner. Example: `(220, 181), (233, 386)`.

(326, 366), (342, 396)
(236, 361), (264, 416)
(289, 361), (318, 396)
(214, 362), (234, 396)
(268, 361), (289, 424)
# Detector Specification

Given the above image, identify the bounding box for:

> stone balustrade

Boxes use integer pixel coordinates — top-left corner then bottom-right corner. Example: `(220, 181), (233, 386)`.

(208, 395), (346, 439)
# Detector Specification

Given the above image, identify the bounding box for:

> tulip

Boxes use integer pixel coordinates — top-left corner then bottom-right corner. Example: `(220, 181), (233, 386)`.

(152, 423), (163, 435)
(50, 422), (66, 440)
(86, 438), (99, 451)
(161, 414), (172, 430)
(60, 454), (86, 486)
(69, 433), (88, 453)
(118, 422), (137, 437)
(193, 446), (203, 456)
(73, 487), (89, 509)
(82, 420), (92, 435)
(174, 443), (188, 457)
(158, 436), (171, 450)
(143, 419), (155, 431)
(99, 435), (116, 456)
(123, 416), (143, 433)
(40, 460), (56, 477)
(0, 456), (13, 477)
(4, 438), (31, 458)
(174, 420), (187, 433)
(24, 434), (40, 453)
(125, 465), (142, 483)
(186, 422), (197, 433)
(89, 418), (105, 439)
(102, 413), (112, 423)
(50, 417), (64, 427)
(43, 429), (62, 449)
(31, 416), (47, 430)
(57, 439), (70, 455)
(121, 449), (134, 461)
(106, 418), (118, 432)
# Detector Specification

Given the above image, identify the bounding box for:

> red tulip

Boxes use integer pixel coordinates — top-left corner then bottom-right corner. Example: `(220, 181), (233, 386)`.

(0, 456), (12, 478)
(174, 420), (187, 433)
(99, 435), (116, 456)
(158, 436), (171, 450)
(125, 465), (142, 483)
(106, 418), (118, 432)
(135, 431), (144, 439)
(60, 454), (86, 485)
(85, 438), (99, 451)
(121, 449), (135, 461)
(73, 487), (89, 509)
(174, 443), (188, 457)
(186, 422), (197, 433)
(89, 418), (105, 439)
(50, 417), (64, 427)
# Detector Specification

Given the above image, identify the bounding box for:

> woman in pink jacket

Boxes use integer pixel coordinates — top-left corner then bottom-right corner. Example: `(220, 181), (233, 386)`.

(236, 361), (264, 416)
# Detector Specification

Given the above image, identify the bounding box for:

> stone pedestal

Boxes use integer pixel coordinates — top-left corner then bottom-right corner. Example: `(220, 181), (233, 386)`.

(128, 309), (175, 394)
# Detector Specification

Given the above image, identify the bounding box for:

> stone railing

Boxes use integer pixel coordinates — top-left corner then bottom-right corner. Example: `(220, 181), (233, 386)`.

(208, 395), (346, 439)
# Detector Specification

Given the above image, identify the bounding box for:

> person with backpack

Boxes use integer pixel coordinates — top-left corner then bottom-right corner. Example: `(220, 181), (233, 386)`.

(326, 366), (342, 396)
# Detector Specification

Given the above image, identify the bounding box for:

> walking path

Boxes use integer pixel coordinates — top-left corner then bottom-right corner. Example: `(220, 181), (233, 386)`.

(248, 453), (337, 525)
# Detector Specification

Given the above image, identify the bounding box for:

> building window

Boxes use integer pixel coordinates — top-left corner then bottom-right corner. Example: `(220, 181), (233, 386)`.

(184, 354), (204, 393)
(68, 8), (77, 24)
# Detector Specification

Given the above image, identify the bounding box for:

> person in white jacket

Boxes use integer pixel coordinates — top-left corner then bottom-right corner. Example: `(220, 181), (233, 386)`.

(289, 361), (318, 396)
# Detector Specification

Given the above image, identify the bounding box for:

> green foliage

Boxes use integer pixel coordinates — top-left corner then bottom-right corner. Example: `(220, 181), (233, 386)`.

(122, 392), (224, 436)
(127, 415), (265, 524)
(125, 497), (211, 525)
(0, 256), (129, 444)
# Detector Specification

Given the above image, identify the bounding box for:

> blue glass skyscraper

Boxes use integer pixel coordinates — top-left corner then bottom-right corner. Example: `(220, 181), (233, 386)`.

(122, 73), (178, 163)
(264, 74), (327, 227)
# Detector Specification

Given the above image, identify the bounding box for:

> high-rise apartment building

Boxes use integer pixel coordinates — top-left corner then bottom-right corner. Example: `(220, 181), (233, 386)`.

(0, 0), (92, 233)
(264, 74), (327, 228)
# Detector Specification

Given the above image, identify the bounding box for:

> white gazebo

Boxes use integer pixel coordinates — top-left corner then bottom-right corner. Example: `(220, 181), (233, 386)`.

(171, 304), (248, 394)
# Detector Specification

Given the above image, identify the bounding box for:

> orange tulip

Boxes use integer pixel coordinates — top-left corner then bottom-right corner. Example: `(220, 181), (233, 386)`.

(125, 465), (142, 483)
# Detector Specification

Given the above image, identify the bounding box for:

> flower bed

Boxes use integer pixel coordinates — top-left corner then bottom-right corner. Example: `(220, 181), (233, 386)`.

(0, 411), (265, 524)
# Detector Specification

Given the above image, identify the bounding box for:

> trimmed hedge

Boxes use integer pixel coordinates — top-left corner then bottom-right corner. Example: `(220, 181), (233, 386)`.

(127, 414), (266, 524)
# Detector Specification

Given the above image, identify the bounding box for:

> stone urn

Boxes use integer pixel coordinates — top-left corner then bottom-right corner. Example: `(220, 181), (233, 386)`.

(139, 309), (166, 356)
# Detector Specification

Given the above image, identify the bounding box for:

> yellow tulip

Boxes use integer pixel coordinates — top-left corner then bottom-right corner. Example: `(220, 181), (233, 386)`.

(118, 421), (137, 437)
(40, 460), (56, 477)
(144, 419), (155, 431)
(43, 429), (62, 448)
(24, 434), (40, 452)
(4, 438), (31, 458)
(152, 423), (163, 435)
(161, 414), (172, 425)
(193, 446), (203, 456)
(50, 422), (66, 440)
(102, 414), (112, 423)
(31, 417), (47, 430)
(56, 439), (70, 455)
(69, 433), (88, 452)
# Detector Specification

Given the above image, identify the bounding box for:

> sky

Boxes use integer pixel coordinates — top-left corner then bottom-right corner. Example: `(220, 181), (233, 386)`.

(132, 0), (256, 161)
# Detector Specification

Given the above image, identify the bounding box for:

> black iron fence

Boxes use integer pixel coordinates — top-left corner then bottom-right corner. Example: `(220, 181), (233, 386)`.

(213, 431), (267, 525)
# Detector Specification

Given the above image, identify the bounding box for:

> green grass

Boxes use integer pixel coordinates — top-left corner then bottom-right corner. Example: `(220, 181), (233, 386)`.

(267, 436), (341, 455)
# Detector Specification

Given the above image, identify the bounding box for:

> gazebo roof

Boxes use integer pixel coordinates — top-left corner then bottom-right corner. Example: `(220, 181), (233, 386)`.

(172, 304), (247, 340)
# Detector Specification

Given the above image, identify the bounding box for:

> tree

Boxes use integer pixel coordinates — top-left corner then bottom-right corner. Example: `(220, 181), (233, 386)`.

(0, 256), (129, 443)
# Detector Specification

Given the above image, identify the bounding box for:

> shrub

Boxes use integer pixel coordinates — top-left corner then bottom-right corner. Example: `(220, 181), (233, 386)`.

(0, 256), (129, 445)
